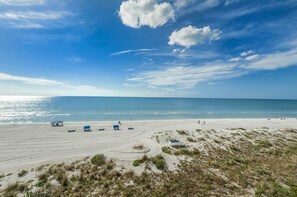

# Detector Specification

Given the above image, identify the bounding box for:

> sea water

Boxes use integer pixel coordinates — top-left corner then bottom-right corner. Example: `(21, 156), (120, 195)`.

(1, 96), (297, 124)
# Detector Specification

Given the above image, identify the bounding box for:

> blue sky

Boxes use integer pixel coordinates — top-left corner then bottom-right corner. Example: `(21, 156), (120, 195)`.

(0, 0), (297, 98)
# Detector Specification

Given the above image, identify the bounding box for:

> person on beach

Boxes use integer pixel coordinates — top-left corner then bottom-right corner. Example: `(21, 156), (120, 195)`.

(203, 121), (205, 125)
(118, 121), (121, 125)
(198, 120), (200, 124)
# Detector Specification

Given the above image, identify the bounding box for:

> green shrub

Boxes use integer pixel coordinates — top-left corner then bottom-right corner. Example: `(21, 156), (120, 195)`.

(133, 159), (142, 167)
(162, 146), (172, 154)
(133, 144), (144, 150)
(256, 140), (273, 148)
(91, 154), (106, 166)
(152, 155), (166, 170)
(133, 155), (148, 167)
(176, 130), (187, 135)
(187, 137), (196, 142)
(18, 170), (28, 177)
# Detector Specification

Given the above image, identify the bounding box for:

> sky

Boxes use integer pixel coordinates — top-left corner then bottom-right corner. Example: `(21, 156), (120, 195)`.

(0, 0), (297, 99)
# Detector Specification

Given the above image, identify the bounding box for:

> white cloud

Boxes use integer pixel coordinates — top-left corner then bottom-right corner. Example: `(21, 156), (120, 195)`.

(174, 0), (243, 16)
(128, 63), (243, 88)
(118, 0), (174, 28)
(111, 48), (155, 56)
(0, 11), (71, 20)
(240, 50), (254, 57)
(224, 0), (242, 6)
(0, 11), (73, 29)
(0, 0), (44, 6)
(0, 72), (65, 86)
(229, 57), (241, 62)
(169, 26), (222, 48)
(245, 54), (259, 61)
(244, 48), (297, 70)
(9, 22), (44, 28)
(0, 72), (113, 96)
(126, 44), (297, 90)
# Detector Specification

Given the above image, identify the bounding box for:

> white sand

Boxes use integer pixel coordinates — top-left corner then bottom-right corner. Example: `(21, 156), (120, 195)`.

(0, 118), (297, 187)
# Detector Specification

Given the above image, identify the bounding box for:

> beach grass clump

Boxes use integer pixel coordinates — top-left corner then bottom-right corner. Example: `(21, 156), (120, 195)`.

(176, 130), (187, 135)
(187, 137), (196, 142)
(18, 170), (28, 177)
(133, 144), (144, 150)
(36, 172), (50, 187)
(230, 145), (240, 152)
(152, 155), (166, 170)
(162, 146), (173, 155)
(155, 135), (160, 143)
(256, 140), (273, 148)
(133, 155), (149, 167)
(132, 154), (166, 170)
(214, 139), (221, 144)
(91, 154), (106, 167)
(3, 182), (28, 197)
(26, 190), (51, 197)
(284, 128), (297, 133)
(174, 148), (200, 156)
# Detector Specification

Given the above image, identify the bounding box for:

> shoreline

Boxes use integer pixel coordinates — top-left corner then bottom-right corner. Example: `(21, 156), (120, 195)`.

(1, 117), (296, 125)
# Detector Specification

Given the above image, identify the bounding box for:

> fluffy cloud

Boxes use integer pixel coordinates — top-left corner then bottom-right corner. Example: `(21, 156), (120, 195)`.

(118, 0), (174, 28)
(169, 26), (222, 48)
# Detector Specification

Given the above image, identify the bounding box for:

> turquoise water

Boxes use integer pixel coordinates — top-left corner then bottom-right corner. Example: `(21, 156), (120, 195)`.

(1, 96), (297, 124)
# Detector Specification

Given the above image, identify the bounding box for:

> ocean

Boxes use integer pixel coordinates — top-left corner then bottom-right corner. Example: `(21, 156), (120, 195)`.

(1, 96), (297, 124)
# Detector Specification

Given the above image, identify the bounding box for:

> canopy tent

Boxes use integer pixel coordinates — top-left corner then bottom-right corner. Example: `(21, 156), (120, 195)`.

(51, 121), (64, 127)
(84, 125), (91, 132)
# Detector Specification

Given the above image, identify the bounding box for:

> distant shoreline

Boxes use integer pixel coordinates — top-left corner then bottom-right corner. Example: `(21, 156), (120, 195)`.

(1, 117), (297, 125)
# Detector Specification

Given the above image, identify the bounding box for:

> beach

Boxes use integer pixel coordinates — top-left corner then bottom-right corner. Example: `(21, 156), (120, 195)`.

(0, 119), (296, 178)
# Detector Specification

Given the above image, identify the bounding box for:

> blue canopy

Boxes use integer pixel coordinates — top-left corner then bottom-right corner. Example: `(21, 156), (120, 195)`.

(84, 125), (91, 131)
(113, 125), (119, 129)
(169, 139), (180, 143)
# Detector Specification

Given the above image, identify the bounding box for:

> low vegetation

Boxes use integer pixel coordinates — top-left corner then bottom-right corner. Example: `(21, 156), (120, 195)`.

(133, 155), (166, 170)
(90, 154), (106, 166)
(133, 144), (144, 150)
(176, 130), (187, 135)
(17, 170), (28, 177)
(187, 137), (196, 142)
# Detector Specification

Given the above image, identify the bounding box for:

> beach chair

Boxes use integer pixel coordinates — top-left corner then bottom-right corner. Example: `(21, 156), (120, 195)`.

(98, 128), (105, 131)
(113, 125), (120, 130)
(68, 129), (75, 132)
(84, 126), (91, 132)
(128, 127), (134, 130)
